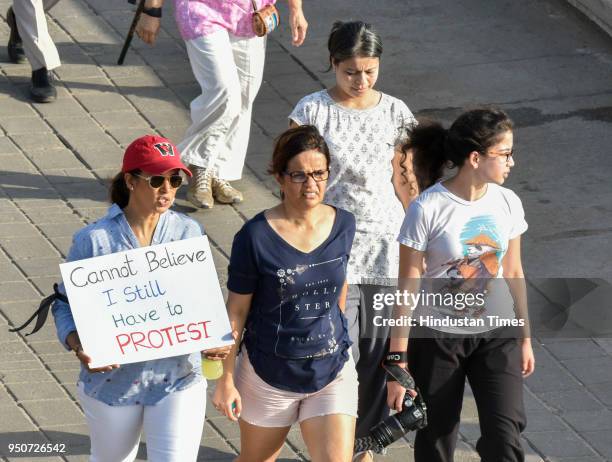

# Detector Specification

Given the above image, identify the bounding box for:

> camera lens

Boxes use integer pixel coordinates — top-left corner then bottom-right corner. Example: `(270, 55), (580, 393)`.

(370, 415), (407, 448)
(354, 390), (427, 454)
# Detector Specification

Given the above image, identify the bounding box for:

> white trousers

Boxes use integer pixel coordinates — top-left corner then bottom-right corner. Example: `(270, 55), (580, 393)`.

(77, 381), (207, 462)
(178, 30), (266, 181)
(12, 0), (62, 71)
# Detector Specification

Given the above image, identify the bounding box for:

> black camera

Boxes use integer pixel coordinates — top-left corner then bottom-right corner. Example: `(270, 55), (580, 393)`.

(354, 364), (427, 454)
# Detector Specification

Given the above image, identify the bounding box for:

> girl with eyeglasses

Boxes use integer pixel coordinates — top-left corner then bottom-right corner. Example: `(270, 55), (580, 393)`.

(213, 125), (358, 461)
(51, 135), (231, 461)
(388, 108), (535, 462)
(289, 21), (418, 460)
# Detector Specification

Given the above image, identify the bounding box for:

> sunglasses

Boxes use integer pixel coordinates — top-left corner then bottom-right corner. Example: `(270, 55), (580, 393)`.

(133, 173), (183, 189)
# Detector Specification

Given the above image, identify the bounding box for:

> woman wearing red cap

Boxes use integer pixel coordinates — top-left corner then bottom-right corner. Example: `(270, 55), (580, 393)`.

(51, 135), (230, 461)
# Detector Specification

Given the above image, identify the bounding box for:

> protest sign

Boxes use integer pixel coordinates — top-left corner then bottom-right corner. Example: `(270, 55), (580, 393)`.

(59, 236), (233, 368)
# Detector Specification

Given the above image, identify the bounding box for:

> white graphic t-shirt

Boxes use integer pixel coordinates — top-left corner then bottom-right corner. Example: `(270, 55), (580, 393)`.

(290, 90), (417, 284)
(397, 182), (528, 333)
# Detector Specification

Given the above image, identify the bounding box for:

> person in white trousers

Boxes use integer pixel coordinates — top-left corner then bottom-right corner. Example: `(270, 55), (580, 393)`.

(51, 135), (233, 461)
(6, 0), (61, 102)
(136, 0), (308, 209)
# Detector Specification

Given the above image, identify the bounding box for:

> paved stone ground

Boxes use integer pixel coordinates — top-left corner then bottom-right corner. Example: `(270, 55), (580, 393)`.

(0, 0), (611, 461)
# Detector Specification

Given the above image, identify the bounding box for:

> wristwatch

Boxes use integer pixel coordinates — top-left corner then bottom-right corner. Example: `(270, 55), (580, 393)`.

(143, 6), (162, 18)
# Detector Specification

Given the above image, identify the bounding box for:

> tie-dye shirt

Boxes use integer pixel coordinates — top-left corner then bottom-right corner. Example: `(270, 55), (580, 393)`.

(174, 0), (277, 41)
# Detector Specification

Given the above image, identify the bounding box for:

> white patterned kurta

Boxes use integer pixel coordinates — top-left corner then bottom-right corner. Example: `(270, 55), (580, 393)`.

(290, 90), (417, 284)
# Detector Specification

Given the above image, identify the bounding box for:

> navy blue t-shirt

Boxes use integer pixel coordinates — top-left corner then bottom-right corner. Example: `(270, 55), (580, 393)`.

(227, 207), (356, 393)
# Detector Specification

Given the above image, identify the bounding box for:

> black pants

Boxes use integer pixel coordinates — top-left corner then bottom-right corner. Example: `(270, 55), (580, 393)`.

(346, 285), (392, 439)
(408, 327), (526, 462)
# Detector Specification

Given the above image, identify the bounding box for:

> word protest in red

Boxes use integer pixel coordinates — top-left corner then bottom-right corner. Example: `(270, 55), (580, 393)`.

(116, 321), (212, 354)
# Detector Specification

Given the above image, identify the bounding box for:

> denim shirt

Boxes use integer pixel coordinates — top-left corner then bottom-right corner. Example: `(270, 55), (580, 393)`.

(52, 204), (206, 405)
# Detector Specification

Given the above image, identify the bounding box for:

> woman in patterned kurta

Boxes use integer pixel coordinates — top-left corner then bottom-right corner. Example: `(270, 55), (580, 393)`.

(289, 21), (418, 459)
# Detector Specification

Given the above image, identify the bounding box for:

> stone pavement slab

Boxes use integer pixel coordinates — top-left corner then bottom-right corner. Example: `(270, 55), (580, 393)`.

(1, 0), (611, 460)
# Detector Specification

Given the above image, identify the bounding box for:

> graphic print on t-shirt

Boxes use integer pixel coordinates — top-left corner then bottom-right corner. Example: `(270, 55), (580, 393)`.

(441, 215), (505, 316)
(274, 257), (343, 359)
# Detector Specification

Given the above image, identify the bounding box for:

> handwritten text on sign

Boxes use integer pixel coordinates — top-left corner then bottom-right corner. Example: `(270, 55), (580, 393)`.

(59, 236), (233, 368)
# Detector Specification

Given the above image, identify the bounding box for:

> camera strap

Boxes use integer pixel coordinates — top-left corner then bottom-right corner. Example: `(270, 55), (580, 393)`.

(384, 351), (408, 364)
(382, 363), (416, 390)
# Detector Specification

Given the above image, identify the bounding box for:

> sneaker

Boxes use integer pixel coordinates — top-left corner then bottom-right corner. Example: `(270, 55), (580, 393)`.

(186, 166), (214, 209)
(7, 7), (26, 64)
(213, 178), (243, 204)
(30, 67), (57, 103)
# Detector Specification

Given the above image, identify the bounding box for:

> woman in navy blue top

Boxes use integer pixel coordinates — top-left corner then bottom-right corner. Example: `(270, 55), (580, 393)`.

(213, 125), (358, 461)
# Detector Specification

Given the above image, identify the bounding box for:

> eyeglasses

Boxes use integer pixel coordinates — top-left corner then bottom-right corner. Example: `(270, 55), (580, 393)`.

(133, 173), (183, 189)
(485, 149), (514, 163)
(283, 169), (330, 183)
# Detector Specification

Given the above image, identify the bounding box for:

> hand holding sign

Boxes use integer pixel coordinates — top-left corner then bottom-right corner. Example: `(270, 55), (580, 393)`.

(203, 328), (238, 360)
(66, 331), (120, 373)
(203, 344), (232, 360)
(60, 236), (233, 368)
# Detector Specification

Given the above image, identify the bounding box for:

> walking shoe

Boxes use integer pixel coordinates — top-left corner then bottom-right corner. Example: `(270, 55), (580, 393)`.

(186, 166), (214, 209)
(30, 67), (57, 103)
(212, 178), (244, 204)
(6, 7), (26, 64)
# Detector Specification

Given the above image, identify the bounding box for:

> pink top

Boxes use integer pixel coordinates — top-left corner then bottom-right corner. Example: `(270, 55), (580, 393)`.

(174, 0), (277, 41)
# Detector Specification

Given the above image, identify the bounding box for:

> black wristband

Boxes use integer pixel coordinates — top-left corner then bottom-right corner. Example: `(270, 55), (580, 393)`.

(142, 6), (162, 18)
(384, 351), (408, 365)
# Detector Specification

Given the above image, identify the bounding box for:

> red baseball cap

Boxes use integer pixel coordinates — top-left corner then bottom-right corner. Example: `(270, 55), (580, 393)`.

(122, 135), (192, 177)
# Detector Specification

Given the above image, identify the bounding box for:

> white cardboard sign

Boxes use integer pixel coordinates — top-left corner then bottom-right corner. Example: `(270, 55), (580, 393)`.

(59, 236), (233, 368)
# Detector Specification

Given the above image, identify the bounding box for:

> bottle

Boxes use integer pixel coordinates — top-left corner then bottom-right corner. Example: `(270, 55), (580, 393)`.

(202, 358), (223, 380)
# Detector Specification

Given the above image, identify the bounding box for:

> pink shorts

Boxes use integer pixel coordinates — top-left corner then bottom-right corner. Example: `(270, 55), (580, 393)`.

(234, 350), (358, 427)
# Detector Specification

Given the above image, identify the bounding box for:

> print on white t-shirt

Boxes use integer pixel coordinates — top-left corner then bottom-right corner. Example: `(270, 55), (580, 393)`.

(397, 182), (528, 333)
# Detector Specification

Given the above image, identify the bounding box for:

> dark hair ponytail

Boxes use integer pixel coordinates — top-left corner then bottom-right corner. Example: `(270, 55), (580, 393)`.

(110, 172), (130, 208)
(403, 121), (448, 192)
(327, 20), (382, 70)
(109, 169), (140, 208)
(404, 108), (514, 190)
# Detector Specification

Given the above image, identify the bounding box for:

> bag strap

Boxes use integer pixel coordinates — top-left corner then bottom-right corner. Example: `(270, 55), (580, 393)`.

(9, 283), (68, 336)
